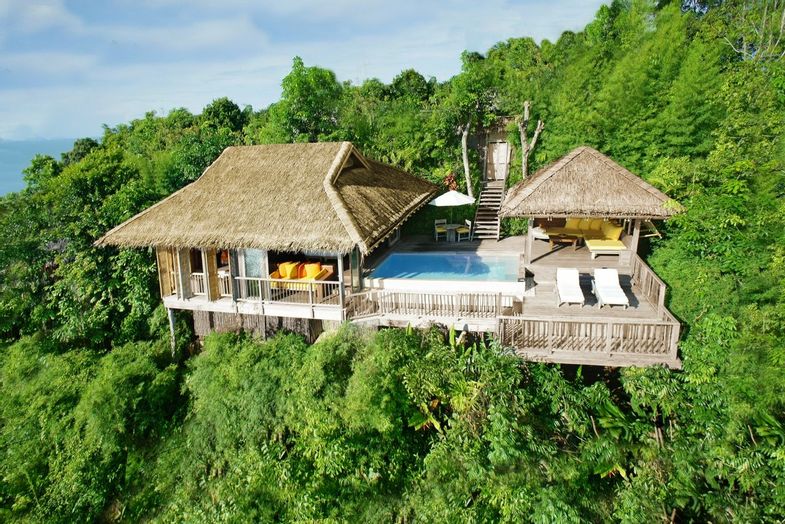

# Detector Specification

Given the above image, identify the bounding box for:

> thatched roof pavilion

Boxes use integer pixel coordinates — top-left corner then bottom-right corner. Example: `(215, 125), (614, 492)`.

(97, 142), (438, 255)
(500, 146), (680, 219)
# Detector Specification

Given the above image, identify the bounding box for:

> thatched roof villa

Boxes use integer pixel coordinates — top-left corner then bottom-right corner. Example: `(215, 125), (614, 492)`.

(97, 141), (437, 342)
(97, 141), (682, 369)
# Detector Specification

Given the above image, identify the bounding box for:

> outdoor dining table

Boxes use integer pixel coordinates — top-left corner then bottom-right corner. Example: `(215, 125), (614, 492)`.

(443, 223), (463, 242)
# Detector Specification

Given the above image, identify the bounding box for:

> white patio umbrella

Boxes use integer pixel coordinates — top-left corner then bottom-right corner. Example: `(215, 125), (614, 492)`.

(429, 190), (475, 223)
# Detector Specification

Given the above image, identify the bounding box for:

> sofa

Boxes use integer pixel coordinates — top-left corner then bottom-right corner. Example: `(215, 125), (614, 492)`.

(541, 218), (627, 259)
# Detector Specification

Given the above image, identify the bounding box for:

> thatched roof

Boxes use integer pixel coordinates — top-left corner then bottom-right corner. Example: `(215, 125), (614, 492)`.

(96, 142), (438, 255)
(500, 146), (681, 219)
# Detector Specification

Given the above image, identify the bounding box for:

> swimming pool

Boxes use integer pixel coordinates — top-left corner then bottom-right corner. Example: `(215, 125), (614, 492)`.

(370, 252), (519, 282)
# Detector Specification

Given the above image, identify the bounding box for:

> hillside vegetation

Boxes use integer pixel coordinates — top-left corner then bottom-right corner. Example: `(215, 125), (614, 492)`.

(1, 1), (784, 521)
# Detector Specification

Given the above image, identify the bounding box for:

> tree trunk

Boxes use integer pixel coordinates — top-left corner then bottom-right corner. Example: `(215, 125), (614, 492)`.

(461, 122), (473, 198)
(518, 100), (544, 179)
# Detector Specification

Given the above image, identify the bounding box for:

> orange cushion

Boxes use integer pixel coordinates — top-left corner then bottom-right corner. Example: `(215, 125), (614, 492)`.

(304, 262), (322, 279)
(578, 218), (591, 230)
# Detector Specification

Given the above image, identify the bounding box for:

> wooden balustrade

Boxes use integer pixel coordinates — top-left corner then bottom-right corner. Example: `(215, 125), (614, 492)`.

(345, 292), (379, 318)
(497, 314), (680, 366)
(218, 274), (232, 297)
(630, 254), (667, 314)
(357, 291), (514, 319)
(190, 272), (207, 295)
(234, 276), (342, 306)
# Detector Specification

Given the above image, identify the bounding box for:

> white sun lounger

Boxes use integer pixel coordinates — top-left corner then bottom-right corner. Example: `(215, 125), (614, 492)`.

(592, 268), (629, 309)
(556, 268), (585, 307)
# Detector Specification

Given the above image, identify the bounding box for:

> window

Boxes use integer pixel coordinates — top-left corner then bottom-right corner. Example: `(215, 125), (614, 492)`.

(241, 249), (265, 278)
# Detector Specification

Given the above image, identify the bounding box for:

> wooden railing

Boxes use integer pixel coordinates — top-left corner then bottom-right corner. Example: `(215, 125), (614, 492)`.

(630, 254), (667, 314)
(218, 273), (232, 297)
(497, 314), (680, 366)
(234, 277), (342, 306)
(345, 292), (379, 319)
(190, 272), (207, 295)
(346, 291), (514, 320)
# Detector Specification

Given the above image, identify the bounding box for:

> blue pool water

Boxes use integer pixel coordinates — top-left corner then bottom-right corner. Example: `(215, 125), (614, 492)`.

(370, 252), (519, 281)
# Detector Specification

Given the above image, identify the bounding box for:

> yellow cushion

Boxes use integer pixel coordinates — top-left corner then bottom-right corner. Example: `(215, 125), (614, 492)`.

(565, 218), (581, 229)
(456, 227), (470, 233)
(279, 262), (300, 279)
(304, 262), (322, 279)
(601, 222), (623, 241)
(546, 227), (583, 237)
(586, 239), (626, 250)
(589, 219), (604, 231)
(578, 218), (591, 230)
(435, 226), (447, 232)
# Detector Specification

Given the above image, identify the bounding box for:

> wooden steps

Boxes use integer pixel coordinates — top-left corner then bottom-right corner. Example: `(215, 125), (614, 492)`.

(472, 181), (505, 240)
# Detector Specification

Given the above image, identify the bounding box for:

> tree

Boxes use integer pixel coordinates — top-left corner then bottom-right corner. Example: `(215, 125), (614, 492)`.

(259, 56), (343, 143)
(442, 52), (497, 197)
(390, 69), (433, 101)
(517, 100), (544, 178)
(201, 97), (247, 133)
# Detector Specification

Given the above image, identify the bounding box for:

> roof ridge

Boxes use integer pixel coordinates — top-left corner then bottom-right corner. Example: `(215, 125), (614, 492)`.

(323, 142), (369, 253)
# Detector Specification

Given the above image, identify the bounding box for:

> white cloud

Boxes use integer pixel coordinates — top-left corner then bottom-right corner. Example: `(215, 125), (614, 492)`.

(0, 0), (607, 139)
(0, 51), (97, 75)
(0, 0), (82, 33)
(94, 16), (270, 53)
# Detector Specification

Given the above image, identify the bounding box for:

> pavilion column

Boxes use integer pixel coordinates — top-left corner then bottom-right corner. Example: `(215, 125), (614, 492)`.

(525, 218), (534, 266)
(630, 219), (641, 254)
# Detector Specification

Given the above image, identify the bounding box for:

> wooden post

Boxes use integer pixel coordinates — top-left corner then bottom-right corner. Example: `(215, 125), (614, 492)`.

(167, 307), (176, 356)
(229, 249), (240, 302)
(204, 248), (219, 301)
(669, 323), (681, 360)
(630, 219), (641, 255)
(547, 320), (554, 354)
(337, 254), (346, 314)
(605, 321), (613, 354)
(176, 248), (191, 299)
(525, 218), (534, 266)
(155, 247), (174, 298)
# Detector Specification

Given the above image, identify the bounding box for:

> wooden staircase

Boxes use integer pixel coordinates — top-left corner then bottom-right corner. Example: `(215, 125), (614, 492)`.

(472, 180), (505, 240)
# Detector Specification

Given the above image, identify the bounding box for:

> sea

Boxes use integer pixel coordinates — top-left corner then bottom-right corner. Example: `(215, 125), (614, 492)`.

(0, 138), (77, 195)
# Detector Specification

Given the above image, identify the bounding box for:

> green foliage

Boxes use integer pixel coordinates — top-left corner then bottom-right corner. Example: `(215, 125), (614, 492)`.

(258, 56), (343, 143)
(0, 336), (179, 522)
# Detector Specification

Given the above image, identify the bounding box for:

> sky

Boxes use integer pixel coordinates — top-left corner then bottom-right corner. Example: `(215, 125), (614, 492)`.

(0, 0), (606, 141)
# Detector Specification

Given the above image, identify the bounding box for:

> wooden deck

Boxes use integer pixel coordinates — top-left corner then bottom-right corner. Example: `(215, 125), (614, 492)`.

(166, 234), (680, 368)
(356, 235), (681, 368)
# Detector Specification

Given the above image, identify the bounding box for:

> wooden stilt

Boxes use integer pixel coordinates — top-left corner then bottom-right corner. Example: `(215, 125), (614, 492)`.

(167, 307), (176, 357)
